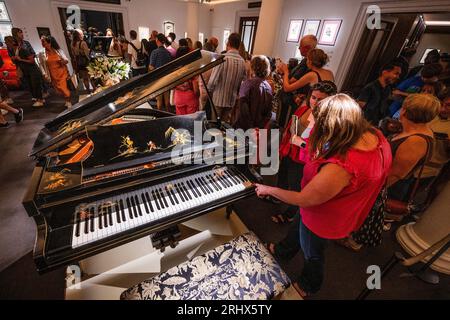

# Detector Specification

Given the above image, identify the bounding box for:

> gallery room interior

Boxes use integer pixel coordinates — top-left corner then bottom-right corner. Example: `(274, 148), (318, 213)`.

(0, 0), (448, 301)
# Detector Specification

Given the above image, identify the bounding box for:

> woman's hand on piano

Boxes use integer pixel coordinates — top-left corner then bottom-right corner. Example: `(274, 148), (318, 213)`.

(255, 184), (273, 198)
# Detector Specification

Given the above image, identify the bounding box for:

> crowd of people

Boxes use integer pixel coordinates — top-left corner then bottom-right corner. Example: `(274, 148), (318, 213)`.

(0, 24), (448, 299)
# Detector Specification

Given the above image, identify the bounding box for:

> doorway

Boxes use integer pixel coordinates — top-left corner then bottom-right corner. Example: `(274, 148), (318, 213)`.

(57, 8), (124, 61)
(341, 13), (419, 96)
(239, 17), (258, 54)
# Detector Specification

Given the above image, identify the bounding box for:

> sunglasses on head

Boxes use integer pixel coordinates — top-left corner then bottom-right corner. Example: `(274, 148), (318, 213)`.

(311, 82), (336, 94)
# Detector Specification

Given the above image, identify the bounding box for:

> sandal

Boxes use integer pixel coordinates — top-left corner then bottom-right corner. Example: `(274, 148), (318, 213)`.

(270, 213), (295, 224)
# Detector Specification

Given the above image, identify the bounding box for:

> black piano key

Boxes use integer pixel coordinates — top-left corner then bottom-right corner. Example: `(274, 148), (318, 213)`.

(201, 177), (214, 193)
(154, 189), (165, 208)
(108, 206), (113, 226)
(126, 198), (134, 219)
(165, 186), (176, 205)
(175, 184), (186, 202)
(219, 172), (232, 187)
(84, 212), (89, 234)
(130, 196), (139, 218)
(141, 193), (150, 214)
(151, 190), (161, 210)
(186, 180), (199, 198)
(198, 177), (211, 194)
(119, 199), (127, 221)
(98, 206), (103, 230)
(134, 195), (143, 216)
(75, 211), (80, 237)
(181, 183), (193, 200)
(206, 174), (222, 191)
(230, 168), (244, 183)
(195, 178), (208, 194)
(214, 173), (227, 189)
(204, 176), (216, 193)
(158, 188), (169, 208)
(115, 203), (121, 224)
(102, 207), (108, 227)
(169, 187), (179, 204)
(214, 173), (228, 189)
(145, 192), (154, 212)
(225, 170), (239, 185)
(90, 208), (95, 233)
(177, 183), (189, 200)
(207, 175), (220, 191)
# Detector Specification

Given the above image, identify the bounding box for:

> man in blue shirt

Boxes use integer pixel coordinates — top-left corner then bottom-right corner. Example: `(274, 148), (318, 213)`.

(389, 63), (443, 116)
(149, 33), (172, 111)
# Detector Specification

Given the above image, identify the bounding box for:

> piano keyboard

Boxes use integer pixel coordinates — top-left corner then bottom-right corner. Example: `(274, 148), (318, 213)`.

(71, 167), (252, 248)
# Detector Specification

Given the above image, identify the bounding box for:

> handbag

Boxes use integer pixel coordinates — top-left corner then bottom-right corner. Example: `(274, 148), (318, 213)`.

(385, 136), (432, 220)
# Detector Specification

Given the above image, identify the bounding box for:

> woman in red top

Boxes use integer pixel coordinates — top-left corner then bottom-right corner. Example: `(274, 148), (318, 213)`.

(174, 46), (199, 115)
(273, 81), (337, 224)
(256, 94), (392, 296)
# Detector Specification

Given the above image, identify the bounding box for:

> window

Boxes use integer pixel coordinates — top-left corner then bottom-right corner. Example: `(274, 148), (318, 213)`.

(239, 17), (258, 54)
(223, 29), (230, 51)
(138, 27), (149, 41)
(0, 1), (11, 44)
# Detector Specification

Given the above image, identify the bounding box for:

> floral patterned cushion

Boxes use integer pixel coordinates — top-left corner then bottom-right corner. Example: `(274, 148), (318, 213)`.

(120, 232), (291, 300)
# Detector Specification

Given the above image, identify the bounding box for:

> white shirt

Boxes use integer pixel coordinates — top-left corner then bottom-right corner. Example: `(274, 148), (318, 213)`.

(127, 39), (145, 69)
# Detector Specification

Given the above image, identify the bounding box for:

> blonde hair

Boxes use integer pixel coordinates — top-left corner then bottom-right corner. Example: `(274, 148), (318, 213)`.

(309, 94), (372, 159)
(402, 93), (440, 123)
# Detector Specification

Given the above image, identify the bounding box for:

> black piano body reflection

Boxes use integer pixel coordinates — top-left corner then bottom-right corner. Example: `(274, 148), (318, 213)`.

(23, 50), (261, 273)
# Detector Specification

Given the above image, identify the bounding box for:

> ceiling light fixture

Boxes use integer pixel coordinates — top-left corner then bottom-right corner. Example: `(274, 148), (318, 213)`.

(425, 20), (450, 26)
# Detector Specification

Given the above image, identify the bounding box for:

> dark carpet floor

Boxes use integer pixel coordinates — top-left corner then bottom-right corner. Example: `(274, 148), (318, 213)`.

(0, 89), (448, 300)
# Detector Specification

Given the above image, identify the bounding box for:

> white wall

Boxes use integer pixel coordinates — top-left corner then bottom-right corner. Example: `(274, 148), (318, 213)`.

(411, 32), (450, 66)
(210, 1), (259, 52)
(273, 0), (371, 74)
(3, 0), (212, 55)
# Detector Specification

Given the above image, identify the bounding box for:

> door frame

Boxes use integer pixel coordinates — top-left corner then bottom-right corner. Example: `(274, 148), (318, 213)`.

(335, 0), (450, 89)
(239, 16), (259, 54)
(49, 0), (129, 72)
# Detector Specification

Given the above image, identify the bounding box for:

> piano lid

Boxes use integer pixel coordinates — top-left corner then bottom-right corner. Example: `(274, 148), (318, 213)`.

(30, 49), (224, 158)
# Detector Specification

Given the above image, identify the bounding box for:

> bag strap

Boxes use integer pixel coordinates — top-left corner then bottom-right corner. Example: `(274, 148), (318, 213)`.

(407, 135), (433, 203)
(129, 41), (142, 54)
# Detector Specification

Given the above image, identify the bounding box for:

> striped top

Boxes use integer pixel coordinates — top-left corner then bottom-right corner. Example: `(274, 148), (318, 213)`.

(207, 49), (247, 108)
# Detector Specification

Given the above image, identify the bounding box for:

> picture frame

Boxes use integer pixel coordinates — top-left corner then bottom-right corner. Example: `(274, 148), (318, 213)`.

(318, 19), (342, 46)
(223, 29), (231, 51)
(303, 19), (321, 37)
(163, 21), (174, 37)
(37, 27), (51, 38)
(0, 2), (10, 22)
(286, 19), (303, 43)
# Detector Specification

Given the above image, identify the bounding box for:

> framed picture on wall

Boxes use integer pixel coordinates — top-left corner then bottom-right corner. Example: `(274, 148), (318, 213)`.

(163, 21), (174, 37)
(223, 29), (231, 51)
(303, 20), (321, 37)
(37, 27), (51, 38)
(286, 19), (303, 43)
(318, 19), (342, 46)
(0, 2), (10, 22)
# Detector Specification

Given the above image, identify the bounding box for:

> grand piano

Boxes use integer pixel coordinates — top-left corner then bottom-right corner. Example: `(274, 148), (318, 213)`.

(23, 49), (260, 274)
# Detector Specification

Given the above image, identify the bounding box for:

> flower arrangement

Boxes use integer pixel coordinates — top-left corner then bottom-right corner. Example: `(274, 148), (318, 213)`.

(87, 57), (131, 87)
